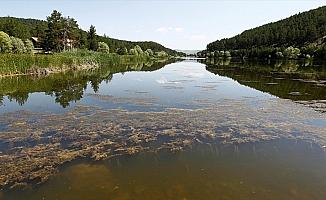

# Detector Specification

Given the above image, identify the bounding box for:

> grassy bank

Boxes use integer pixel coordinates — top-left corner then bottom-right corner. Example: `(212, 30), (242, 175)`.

(0, 50), (164, 76)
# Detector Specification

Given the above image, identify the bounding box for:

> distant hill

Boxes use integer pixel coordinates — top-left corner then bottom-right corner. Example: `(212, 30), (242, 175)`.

(0, 16), (182, 55)
(175, 50), (201, 55)
(203, 6), (326, 59)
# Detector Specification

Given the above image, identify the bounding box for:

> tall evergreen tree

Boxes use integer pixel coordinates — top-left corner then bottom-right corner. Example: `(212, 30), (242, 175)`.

(44, 10), (64, 52)
(87, 25), (97, 51)
(62, 17), (79, 50)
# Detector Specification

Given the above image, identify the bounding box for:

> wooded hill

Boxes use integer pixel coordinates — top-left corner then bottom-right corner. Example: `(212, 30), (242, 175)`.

(202, 6), (326, 59)
(0, 16), (181, 56)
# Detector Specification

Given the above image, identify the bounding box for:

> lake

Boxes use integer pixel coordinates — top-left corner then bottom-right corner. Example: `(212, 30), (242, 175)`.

(0, 59), (325, 199)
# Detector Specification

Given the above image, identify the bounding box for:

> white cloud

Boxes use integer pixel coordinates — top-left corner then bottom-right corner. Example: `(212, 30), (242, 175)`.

(156, 77), (168, 84)
(175, 27), (184, 32)
(155, 26), (184, 33)
(184, 72), (205, 78)
(156, 77), (181, 84)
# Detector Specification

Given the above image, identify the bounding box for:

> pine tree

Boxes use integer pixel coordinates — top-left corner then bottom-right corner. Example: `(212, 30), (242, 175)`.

(44, 10), (64, 52)
(87, 25), (97, 51)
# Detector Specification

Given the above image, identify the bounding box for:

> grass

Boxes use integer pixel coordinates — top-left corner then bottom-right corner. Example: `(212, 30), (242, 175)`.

(0, 50), (158, 75)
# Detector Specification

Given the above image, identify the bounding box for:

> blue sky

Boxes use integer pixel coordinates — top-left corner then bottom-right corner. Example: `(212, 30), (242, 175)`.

(0, 0), (325, 50)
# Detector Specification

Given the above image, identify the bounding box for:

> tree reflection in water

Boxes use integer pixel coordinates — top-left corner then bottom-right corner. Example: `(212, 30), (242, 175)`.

(0, 59), (172, 107)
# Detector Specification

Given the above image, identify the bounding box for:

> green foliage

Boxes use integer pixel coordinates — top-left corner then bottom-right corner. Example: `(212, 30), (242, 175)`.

(42, 10), (79, 52)
(88, 25), (97, 51)
(224, 51), (231, 57)
(97, 42), (109, 53)
(156, 51), (168, 57)
(134, 45), (143, 55)
(276, 51), (284, 58)
(24, 39), (34, 54)
(10, 36), (25, 54)
(44, 10), (64, 52)
(0, 50), (162, 75)
(0, 12), (181, 56)
(129, 48), (138, 56)
(283, 46), (301, 59)
(0, 31), (12, 53)
(117, 47), (128, 55)
(62, 17), (79, 50)
(78, 30), (88, 49)
(204, 6), (326, 59)
(145, 49), (154, 56)
(0, 18), (32, 40)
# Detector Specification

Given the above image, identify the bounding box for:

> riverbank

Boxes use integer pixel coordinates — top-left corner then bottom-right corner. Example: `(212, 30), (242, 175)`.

(0, 51), (169, 77)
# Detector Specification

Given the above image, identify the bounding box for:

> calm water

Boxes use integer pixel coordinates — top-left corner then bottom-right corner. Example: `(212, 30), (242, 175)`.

(4, 140), (326, 200)
(0, 59), (326, 199)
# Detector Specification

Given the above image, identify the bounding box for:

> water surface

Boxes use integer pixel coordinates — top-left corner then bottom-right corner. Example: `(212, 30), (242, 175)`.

(0, 59), (325, 199)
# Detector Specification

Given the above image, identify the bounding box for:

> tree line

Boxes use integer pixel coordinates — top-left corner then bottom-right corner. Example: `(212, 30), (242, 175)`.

(0, 10), (182, 56)
(201, 6), (326, 59)
(0, 31), (34, 54)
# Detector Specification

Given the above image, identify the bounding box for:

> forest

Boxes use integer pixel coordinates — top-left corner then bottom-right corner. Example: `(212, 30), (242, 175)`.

(201, 6), (326, 59)
(0, 10), (182, 56)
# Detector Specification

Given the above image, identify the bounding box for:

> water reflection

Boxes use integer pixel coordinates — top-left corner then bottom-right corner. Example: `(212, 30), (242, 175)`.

(0, 59), (325, 199)
(0, 60), (172, 108)
(205, 58), (326, 101)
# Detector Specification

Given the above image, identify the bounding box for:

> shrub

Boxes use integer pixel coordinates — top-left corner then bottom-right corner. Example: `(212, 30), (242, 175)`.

(134, 45), (143, 55)
(97, 42), (109, 53)
(276, 51), (284, 58)
(129, 48), (138, 56)
(224, 51), (231, 57)
(0, 31), (12, 53)
(156, 51), (168, 57)
(145, 49), (154, 56)
(283, 46), (301, 59)
(117, 47), (128, 55)
(24, 39), (34, 54)
(10, 36), (25, 54)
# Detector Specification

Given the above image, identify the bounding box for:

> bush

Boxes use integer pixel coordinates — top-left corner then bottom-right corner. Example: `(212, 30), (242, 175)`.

(145, 49), (154, 56)
(156, 51), (168, 57)
(224, 51), (231, 57)
(10, 36), (25, 54)
(0, 31), (12, 53)
(129, 48), (138, 56)
(283, 46), (301, 59)
(134, 45), (143, 55)
(97, 42), (109, 53)
(24, 39), (34, 54)
(117, 47), (128, 55)
(276, 51), (284, 58)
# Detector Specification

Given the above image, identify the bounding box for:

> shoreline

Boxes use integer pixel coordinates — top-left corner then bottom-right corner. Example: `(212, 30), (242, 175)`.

(0, 52), (171, 78)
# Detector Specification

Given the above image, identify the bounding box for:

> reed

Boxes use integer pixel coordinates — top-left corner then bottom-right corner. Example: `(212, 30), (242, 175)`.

(0, 50), (153, 75)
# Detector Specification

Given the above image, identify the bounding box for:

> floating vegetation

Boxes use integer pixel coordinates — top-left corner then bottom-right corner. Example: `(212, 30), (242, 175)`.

(87, 93), (158, 107)
(0, 97), (325, 189)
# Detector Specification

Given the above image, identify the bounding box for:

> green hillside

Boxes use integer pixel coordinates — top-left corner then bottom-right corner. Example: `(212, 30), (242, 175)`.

(0, 16), (181, 55)
(203, 6), (326, 59)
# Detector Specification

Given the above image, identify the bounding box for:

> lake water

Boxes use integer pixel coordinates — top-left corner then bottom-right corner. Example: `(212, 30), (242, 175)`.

(0, 59), (325, 199)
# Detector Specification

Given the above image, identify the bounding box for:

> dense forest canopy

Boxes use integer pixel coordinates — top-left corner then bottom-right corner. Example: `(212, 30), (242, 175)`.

(202, 6), (326, 59)
(0, 13), (182, 55)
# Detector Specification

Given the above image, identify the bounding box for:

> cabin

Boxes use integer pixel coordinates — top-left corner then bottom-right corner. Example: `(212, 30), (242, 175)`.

(30, 37), (75, 53)
(30, 37), (44, 54)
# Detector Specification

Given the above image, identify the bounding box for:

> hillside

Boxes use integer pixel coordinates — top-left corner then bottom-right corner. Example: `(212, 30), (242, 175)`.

(203, 6), (326, 59)
(0, 16), (181, 55)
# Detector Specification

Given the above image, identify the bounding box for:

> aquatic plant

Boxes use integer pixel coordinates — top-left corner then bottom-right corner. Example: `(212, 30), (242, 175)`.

(0, 50), (163, 75)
